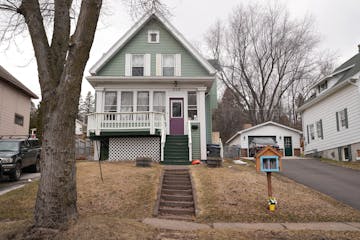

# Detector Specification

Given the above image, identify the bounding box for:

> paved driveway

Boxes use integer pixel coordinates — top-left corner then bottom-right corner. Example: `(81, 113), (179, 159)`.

(281, 158), (360, 211)
(0, 172), (40, 196)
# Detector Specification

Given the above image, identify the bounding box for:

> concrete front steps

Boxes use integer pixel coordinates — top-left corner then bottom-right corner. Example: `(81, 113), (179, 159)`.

(157, 168), (195, 220)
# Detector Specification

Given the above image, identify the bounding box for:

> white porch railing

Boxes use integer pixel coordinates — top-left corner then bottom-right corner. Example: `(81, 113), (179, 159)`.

(87, 112), (166, 136)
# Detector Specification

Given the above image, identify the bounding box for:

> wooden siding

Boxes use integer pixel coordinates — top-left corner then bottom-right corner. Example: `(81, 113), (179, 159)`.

(98, 19), (209, 77)
(205, 80), (217, 144)
(191, 122), (201, 159)
(0, 81), (31, 136)
(302, 84), (360, 153)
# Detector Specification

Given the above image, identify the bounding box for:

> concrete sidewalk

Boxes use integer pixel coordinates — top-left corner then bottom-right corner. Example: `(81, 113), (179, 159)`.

(143, 218), (360, 231)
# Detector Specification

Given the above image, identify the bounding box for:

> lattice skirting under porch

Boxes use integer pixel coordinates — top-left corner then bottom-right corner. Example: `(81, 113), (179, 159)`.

(109, 137), (161, 161)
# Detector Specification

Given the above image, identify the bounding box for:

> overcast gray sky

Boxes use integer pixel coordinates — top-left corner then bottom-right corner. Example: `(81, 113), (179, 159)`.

(0, 0), (359, 105)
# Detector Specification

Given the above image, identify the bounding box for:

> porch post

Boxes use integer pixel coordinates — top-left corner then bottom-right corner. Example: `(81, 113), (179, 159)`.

(198, 87), (207, 160)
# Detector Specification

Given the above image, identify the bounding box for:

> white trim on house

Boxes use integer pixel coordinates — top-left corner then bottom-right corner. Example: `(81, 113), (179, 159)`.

(89, 11), (216, 76)
(297, 78), (358, 112)
(309, 64), (355, 89)
(226, 121), (302, 144)
(87, 76), (215, 89)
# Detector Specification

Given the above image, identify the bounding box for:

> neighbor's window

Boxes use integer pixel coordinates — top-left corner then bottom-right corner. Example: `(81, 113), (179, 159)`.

(104, 92), (117, 112)
(188, 91), (197, 120)
(153, 91), (165, 113)
(318, 80), (328, 93)
(309, 124), (315, 140)
(132, 54), (144, 76)
(339, 109), (347, 128)
(316, 120), (323, 139)
(162, 54), (175, 76)
(14, 113), (24, 126)
(148, 30), (159, 43)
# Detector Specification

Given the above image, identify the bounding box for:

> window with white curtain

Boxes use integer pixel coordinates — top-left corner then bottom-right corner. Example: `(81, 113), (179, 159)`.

(153, 91), (165, 113)
(132, 54), (144, 76)
(162, 54), (175, 76)
(104, 91), (117, 112)
(120, 92), (133, 112)
(137, 91), (149, 112)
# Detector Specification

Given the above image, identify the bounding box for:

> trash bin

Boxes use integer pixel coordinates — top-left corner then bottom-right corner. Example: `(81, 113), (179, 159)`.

(207, 144), (221, 158)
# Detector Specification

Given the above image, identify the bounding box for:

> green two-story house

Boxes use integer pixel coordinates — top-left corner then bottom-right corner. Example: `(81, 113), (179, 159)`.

(87, 12), (217, 164)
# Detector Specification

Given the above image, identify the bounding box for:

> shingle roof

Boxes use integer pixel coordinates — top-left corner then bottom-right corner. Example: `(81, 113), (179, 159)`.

(333, 52), (360, 86)
(0, 65), (38, 99)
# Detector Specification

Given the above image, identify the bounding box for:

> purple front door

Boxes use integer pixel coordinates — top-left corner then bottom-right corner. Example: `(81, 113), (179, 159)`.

(170, 98), (184, 135)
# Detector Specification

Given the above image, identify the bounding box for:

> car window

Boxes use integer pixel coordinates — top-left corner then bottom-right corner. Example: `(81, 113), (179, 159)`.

(0, 141), (20, 151)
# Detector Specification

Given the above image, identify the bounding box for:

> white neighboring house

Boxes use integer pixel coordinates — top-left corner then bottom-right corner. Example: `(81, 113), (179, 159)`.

(75, 119), (86, 136)
(0, 65), (38, 136)
(226, 121), (302, 158)
(297, 45), (360, 161)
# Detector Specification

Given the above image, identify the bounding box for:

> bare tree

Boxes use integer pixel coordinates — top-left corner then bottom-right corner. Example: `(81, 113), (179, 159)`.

(0, 0), (169, 232)
(205, 3), (322, 125)
(0, 0), (102, 230)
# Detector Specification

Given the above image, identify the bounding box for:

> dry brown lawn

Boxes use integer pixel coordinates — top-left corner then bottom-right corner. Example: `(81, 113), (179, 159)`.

(191, 160), (360, 223)
(0, 161), (161, 239)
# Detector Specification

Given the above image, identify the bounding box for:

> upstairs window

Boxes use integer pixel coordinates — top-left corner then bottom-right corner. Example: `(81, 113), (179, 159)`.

(14, 113), (24, 126)
(104, 92), (117, 112)
(162, 54), (175, 76)
(148, 30), (159, 43)
(336, 108), (348, 131)
(153, 91), (165, 113)
(188, 91), (197, 120)
(132, 54), (144, 76)
(318, 80), (328, 93)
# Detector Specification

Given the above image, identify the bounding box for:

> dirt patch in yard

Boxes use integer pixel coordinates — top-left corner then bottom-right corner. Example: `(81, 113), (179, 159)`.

(77, 161), (161, 219)
(191, 161), (360, 223)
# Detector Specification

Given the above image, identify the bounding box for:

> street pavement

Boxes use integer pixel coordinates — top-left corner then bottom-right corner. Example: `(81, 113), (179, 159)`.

(0, 172), (40, 196)
(281, 158), (360, 210)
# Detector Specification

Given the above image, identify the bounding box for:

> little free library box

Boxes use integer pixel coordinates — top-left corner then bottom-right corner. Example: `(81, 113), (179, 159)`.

(255, 146), (282, 172)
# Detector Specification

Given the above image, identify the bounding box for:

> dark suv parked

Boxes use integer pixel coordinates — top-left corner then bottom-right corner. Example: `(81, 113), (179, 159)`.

(0, 138), (41, 181)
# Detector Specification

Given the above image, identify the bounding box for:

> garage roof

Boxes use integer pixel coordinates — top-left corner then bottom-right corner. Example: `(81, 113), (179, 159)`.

(226, 121), (302, 144)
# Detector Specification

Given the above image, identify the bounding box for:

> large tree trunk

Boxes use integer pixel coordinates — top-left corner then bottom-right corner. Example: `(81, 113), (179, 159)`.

(17, 0), (102, 229)
(35, 81), (81, 228)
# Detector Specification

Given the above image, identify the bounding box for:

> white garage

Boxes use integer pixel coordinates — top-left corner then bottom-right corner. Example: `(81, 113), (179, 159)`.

(226, 121), (302, 157)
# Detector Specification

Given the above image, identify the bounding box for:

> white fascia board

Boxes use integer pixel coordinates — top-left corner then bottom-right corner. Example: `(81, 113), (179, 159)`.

(89, 12), (153, 75)
(309, 64), (355, 89)
(86, 76), (215, 88)
(297, 79), (353, 112)
(154, 13), (217, 75)
(89, 12), (217, 76)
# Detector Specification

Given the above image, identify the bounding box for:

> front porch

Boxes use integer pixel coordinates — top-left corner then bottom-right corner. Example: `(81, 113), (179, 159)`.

(87, 112), (200, 164)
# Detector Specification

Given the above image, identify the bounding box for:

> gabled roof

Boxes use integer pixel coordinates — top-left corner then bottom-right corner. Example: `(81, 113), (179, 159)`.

(0, 65), (38, 99)
(298, 49), (360, 112)
(226, 121), (302, 144)
(90, 11), (216, 75)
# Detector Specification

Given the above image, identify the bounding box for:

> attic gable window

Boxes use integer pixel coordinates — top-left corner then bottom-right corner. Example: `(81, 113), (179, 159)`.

(318, 80), (328, 93)
(148, 30), (159, 43)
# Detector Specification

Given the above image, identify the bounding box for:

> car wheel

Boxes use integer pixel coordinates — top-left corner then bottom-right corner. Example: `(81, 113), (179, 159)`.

(31, 157), (41, 173)
(10, 162), (22, 181)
